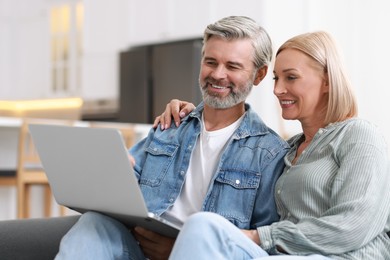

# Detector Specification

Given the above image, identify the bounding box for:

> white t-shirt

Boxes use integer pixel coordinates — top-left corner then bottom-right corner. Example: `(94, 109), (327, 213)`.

(162, 113), (245, 224)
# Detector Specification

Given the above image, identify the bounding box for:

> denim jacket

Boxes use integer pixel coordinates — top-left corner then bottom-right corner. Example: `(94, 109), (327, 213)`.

(130, 102), (289, 229)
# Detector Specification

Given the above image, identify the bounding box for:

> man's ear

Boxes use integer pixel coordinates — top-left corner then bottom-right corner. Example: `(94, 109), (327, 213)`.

(253, 66), (268, 86)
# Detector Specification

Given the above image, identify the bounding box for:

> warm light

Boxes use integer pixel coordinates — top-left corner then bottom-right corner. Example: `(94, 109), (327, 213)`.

(50, 5), (70, 34)
(76, 2), (84, 32)
(0, 98), (83, 112)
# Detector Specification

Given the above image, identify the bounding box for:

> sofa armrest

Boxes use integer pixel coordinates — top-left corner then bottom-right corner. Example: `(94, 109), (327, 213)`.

(0, 215), (80, 260)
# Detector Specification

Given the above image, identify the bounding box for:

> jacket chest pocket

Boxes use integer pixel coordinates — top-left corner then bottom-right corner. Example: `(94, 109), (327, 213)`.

(139, 139), (178, 186)
(207, 169), (261, 228)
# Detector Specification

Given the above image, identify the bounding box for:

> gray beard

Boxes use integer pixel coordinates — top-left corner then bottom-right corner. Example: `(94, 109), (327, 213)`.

(200, 83), (253, 109)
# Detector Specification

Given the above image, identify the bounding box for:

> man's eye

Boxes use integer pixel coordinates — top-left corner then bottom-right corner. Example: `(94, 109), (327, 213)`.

(228, 66), (240, 70)
(206, 61), (216, 66)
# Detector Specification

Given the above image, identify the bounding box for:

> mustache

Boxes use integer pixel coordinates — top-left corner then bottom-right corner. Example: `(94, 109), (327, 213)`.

(202, 77), (234, 89)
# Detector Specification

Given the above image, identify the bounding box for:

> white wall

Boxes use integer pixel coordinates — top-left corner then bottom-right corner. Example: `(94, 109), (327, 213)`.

(0, 0), (50, 99)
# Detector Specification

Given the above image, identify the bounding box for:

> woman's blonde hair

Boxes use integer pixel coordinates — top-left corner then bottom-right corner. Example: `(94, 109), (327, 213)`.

(277, 31), (358, 125)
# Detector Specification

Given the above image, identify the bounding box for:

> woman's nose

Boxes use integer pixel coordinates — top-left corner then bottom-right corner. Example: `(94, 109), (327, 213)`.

(273, 81), (286, 96)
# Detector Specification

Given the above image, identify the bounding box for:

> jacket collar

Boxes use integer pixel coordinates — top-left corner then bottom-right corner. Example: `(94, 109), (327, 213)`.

(184, 102), (270, 139)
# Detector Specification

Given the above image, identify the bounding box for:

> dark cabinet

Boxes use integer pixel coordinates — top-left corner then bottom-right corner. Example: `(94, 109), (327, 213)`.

(119, 38), (203, 124)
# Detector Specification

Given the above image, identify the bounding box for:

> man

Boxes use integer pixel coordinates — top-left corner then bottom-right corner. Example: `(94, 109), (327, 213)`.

(55, 16), (289, 260)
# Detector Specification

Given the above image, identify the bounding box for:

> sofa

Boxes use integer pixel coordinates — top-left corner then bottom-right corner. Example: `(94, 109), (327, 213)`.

(0, 215), (80, 260)
(1, 215), (389, 260)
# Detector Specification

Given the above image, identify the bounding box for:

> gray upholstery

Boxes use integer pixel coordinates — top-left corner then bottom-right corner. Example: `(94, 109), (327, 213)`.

(0, 215), (388, 259)
(0, 215), (79, 260)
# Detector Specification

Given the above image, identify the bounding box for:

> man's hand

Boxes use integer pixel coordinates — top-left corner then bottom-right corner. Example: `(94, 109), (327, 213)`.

(133, 227), (175, 260)
(128, 154), (135, 166)
(241, 229), (261, 245)
(152, 99), (195, 130)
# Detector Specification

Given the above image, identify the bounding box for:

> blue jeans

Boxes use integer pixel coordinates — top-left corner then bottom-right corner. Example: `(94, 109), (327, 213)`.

(169, 212), (333, 260)
(55, 211), (145, 260)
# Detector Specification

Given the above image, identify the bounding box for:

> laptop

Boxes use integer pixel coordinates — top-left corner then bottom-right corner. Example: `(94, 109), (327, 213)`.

(29, 124), (181, 238)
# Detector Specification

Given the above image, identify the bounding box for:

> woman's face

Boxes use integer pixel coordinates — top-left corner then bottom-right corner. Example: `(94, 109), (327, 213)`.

(273, 48), (329, 126)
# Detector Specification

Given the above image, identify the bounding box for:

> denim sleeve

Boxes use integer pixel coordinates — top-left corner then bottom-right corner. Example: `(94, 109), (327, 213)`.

(128, 127), (156, 180)
(250, 147), (286, 228)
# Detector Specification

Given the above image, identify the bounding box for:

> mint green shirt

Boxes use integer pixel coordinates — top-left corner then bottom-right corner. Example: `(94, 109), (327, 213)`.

(258, 118), (390, 259)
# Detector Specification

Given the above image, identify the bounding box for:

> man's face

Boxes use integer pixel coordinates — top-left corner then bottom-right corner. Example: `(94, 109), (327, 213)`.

(199, 37), (258, 109)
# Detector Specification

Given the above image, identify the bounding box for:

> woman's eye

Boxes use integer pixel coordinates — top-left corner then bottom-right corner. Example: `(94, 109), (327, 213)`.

(287, 75), (297, 80)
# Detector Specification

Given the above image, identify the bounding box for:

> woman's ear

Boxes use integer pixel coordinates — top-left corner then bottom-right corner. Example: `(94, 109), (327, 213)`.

(322, 73), (330, 93)
(254, 66), (268, 86)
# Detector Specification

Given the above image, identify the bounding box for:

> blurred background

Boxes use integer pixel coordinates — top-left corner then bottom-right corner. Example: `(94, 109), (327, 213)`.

(1, 0), (389, 219)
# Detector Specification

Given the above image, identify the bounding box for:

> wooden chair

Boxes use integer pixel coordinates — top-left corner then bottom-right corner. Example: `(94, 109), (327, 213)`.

(16, 118), (71, 218)
(0, 119), (20, 189)
(0, 171), (18, 221)
(0, 172), (16, 186)
(0, 171), (17, 215)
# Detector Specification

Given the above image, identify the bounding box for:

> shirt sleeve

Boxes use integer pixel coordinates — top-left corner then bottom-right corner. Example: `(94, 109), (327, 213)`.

(258, 120), (390, 255)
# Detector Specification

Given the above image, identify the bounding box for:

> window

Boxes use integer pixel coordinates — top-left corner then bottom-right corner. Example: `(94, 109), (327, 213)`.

(49, 2), (83, 96)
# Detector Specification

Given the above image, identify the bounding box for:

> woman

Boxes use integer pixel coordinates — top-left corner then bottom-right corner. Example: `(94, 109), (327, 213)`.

(155, 31), (390, 259)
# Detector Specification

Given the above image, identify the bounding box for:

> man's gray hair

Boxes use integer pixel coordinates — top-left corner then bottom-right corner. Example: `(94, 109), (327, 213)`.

(203, 16), (272, 69)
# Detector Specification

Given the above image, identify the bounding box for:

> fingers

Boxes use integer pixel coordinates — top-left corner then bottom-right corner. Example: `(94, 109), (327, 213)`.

(241, 229), (261, 245)
(152, 99), (181, 130)
(152, 112), (170, 130)
(179, 102), (196, 119)
(133, 227), (175, 260)
(128, 154), (136, 167)
(152, 99), (196, 130)
(134, 227), (159, 240)
(161, 101), (174, 130)
(170, 99), (183, 128)
(168, 100), (195, 127)
(152, 115), (162, 129)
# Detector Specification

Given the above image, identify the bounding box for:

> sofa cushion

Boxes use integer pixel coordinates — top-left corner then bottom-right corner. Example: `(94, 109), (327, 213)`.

(0, 215), (80, 260)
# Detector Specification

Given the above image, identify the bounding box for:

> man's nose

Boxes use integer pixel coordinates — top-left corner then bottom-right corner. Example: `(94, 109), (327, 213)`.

(211, 65), (228, 79)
